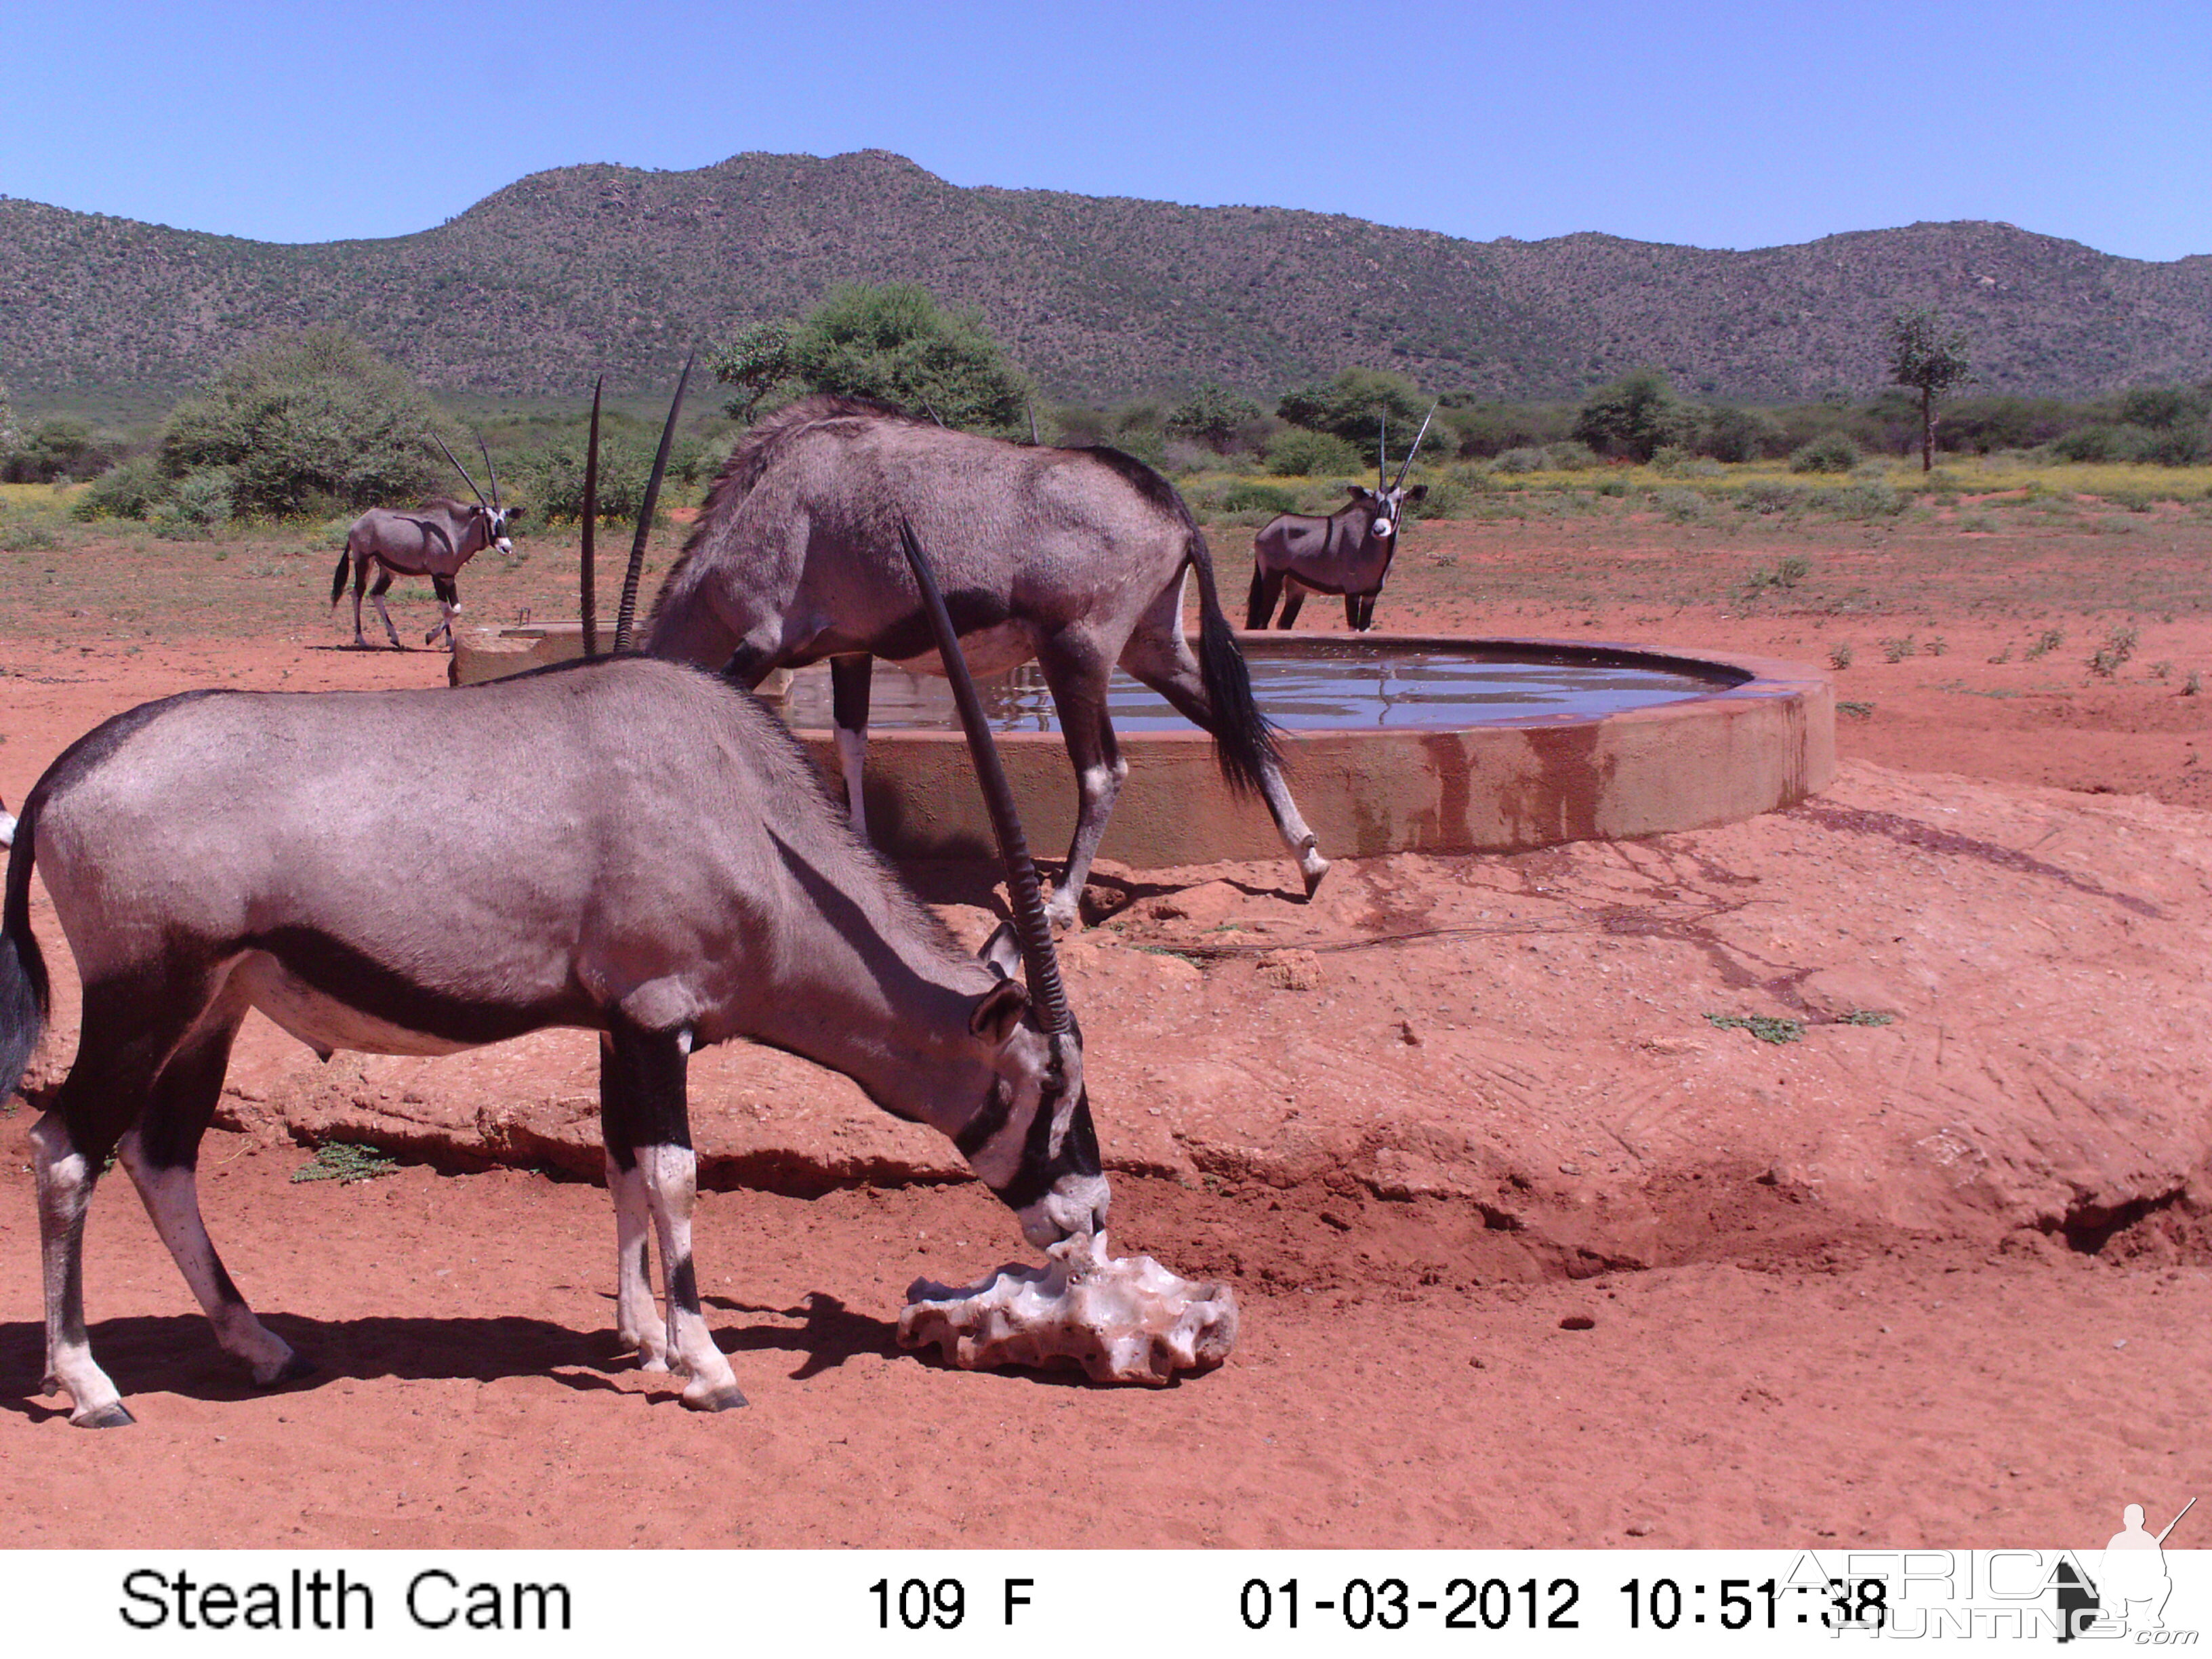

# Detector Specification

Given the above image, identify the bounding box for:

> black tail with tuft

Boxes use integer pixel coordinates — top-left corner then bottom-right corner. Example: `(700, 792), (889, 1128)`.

(1187, 527), (1282, 797)
(329, 548), (352, 607)
(0, 794), (50, 1105)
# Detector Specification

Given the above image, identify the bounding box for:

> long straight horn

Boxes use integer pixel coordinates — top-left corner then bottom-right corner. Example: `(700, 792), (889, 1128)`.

(612, 350), (693, 655)
(1392, 401), (1439, 491)
(580, 376), (602, 659)
(897, 518), (1071, 1034)
(1378, 415), (1387, 492)
(430, 430), (489, 508)
(476, 430), (502, 510)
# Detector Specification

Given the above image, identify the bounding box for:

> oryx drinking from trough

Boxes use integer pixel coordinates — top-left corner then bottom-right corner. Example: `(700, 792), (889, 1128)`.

(1246, 408), (1435, 632)
(331, 434), (520, 650)
(0, 518), (1109, 1427)
(644, 394), (1331, 926)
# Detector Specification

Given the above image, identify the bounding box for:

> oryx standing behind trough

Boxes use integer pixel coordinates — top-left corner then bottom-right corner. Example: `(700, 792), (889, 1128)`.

(1247, 408), (1435, 632)
(330, 434), (521, 650)
(0, 517), (1108, 1424)
(644, 394), (1331, 926)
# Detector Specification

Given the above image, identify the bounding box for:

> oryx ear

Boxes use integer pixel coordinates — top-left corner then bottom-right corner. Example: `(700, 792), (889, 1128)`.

(505, 506), (525, 523)
(1345, 484), (1368, 500)
(968, 977), (1030, 1044)
(977, 919), (1025, 981)
(1404, 485), (1428, 502)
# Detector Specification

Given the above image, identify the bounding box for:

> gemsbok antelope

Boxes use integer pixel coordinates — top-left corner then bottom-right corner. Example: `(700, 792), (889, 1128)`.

(1247, 407), (1436, 632)
(0, 505), (1108, 1426)
(641, 394), (1332, 927)
(331, 433), (521, 650)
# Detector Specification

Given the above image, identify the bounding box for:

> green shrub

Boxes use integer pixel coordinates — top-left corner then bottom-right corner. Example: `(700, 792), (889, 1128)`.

(1, 416), (121, 484)
(1219, 480), (1300, 514)
(2136, 425), (2207, 466)
(515, 430), (714, 525)
(1789, 432), (1862, 473)
(1275, 368), (1431, 463)
(1166, 384), (1267, 454)
(716, 282), (1033, 434)
(150, 468), (235, 537)
(1820, 479), (1902, 518)
(1264, 427), (1364, 478)
(1408, 477), (1468, 518)
(1572, 367), (1693, 462)
(161, 328), (447, 517)
(1741, 480), (1809, 514)
(0, 508), (62, 551)
(1699, 404), (1786, 462)
(73, 455), (168, 520)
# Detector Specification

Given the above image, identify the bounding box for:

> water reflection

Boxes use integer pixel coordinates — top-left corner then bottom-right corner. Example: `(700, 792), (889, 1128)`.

(768, 642), (1743, 733)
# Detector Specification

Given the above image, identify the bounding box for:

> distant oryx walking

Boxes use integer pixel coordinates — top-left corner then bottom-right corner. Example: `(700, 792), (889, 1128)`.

(645, 395), (1331, 926)
(330, 434), (520, 650)
(1247, 408), (1434, 632)
(1, 486), (1107, 1423)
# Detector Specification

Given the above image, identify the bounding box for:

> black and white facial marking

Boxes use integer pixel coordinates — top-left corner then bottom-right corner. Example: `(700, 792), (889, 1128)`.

(1347, 482), (1427, 542)
(479, 503), (518, 556)
(952, 935), (1109, 1246)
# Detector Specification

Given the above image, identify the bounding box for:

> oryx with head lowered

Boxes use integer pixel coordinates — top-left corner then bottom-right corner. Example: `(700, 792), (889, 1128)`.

(331, 432), (521, 650)
(1247, 407), (1435, 632)
(641, 394), (1330, 928)
(0, 390), (1107, 1427)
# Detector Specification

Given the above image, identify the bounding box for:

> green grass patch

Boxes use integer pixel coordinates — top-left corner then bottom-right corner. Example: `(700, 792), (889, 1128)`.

(1706, 1013), (1804, 1044)
(291, 1142), (401, 1184)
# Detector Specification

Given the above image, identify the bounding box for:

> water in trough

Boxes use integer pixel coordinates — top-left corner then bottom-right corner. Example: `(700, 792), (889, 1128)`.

(769, 639), (1747, 733)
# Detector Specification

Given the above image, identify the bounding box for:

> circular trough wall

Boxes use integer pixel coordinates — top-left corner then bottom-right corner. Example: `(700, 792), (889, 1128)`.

(452, 626), (1834, 867)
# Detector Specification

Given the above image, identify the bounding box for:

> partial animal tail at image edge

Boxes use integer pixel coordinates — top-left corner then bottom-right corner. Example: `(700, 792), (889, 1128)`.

(0, 794), (50, 1107)
(329, 546), (353, 607)
(1187, 526), (1282, 796)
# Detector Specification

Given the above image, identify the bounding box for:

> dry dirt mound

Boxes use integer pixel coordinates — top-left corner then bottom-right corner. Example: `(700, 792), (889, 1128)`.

(24, 760), (2204, 1275)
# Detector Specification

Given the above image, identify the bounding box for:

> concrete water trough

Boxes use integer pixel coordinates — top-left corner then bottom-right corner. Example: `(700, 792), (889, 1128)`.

(452, 625), (1833, 867)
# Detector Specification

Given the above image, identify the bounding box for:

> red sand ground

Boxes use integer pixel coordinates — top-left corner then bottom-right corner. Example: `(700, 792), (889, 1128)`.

(1, 513), (2207, 1549)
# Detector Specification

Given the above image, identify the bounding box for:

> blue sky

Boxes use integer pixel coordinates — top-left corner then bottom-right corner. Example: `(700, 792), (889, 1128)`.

(6, 1), (2207, 260)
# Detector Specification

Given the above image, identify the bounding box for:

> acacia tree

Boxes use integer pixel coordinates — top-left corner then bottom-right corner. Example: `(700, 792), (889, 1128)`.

(1570, 367), (1689, 461)
(1166, 383), (1265, 453)
(712, 283), (1032, 433)
(161, 328), (447, 515)
(1886, 307), (1974, 472)
(1276, 368), (1434, 468)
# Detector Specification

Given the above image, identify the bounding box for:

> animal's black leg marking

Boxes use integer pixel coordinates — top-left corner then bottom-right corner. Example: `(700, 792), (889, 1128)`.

(830, 653), (874, 840)
(367, 565), (404, 650)
(599, 1032), (667, 1370)
(1246, 566), (1285, 630)
(1276, 588), (1307, 629)
(348, 556), (371, 649)
(1038, 636), (1125, 928)
(602, 1021), (743, 1409)
(35, 965), (220, 1427)
(120, 999), (311, 1389)
(426, 573), (460, 648)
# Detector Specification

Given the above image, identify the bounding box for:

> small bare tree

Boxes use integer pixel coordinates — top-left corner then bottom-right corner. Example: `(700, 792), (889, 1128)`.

(1886, 307), (1974, 472)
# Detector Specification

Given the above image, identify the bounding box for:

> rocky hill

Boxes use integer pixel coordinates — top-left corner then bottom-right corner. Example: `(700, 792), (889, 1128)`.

(3, 150), (2208, 405)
